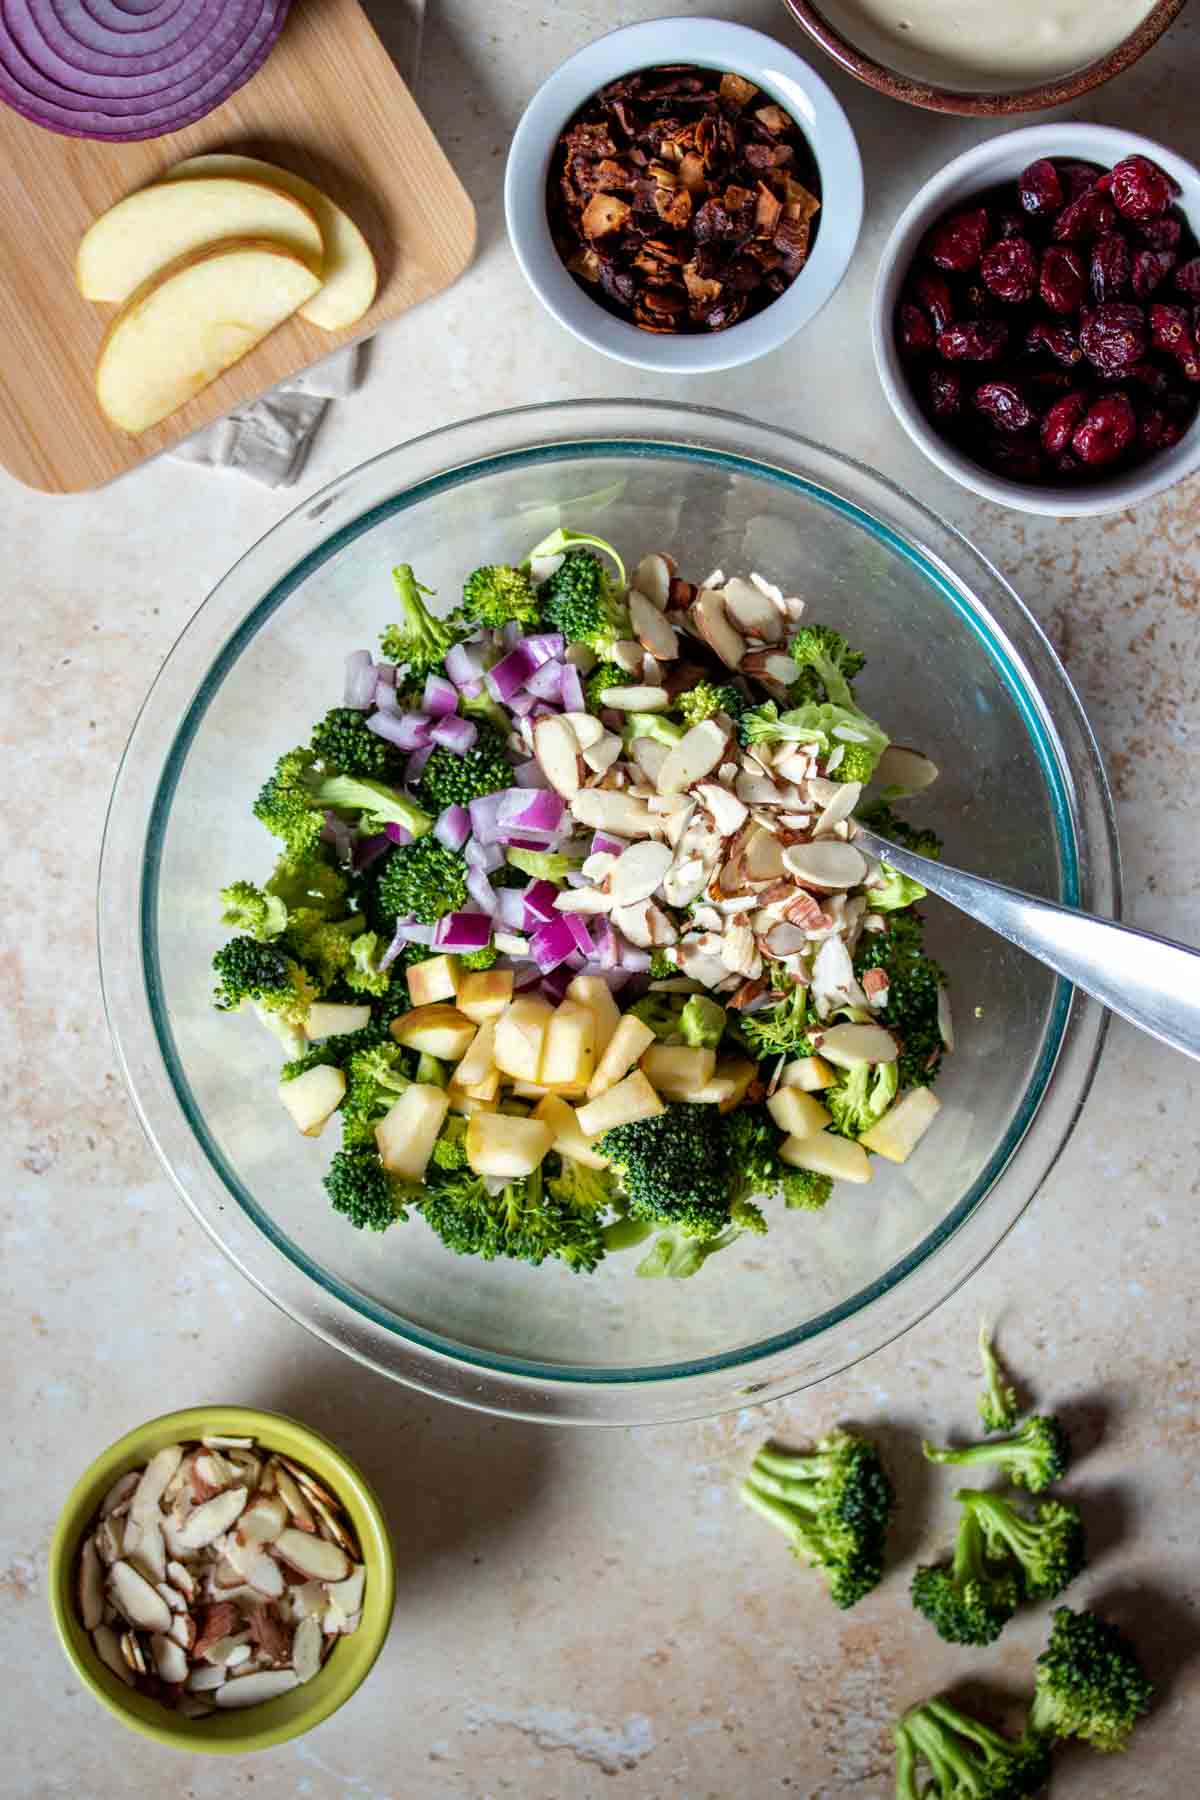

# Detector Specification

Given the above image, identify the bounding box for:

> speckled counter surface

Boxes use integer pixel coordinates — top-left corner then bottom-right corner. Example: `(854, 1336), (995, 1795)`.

(3, 2), (1197, 1794)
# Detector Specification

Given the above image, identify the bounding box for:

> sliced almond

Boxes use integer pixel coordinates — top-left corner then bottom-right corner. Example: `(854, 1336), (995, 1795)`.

(288, 1581), (329, 1621)
(813, 780), (862, 838)
(657, 718), (728, 795)
(164, 1559), (196, 1603)
(151, 1633), (190, 1684)
(292, 1613), (323, 1682)
(782, 841), (868, 891)
(129, 1446), (184, 1524)
(187, 1662), (227, 1692)
(94, 1518), (123, 1566)
(168, 1612), (197, 1652)
(326, 1566), (365, 1616)
(694, 783), (749, 838)
(99, 1471), (139, 1519)
(581, 734), (622, 774)
(533, 715), (583, 798)
(628, 736), (672, 788)
(874, 744), (939, 795)
(674, 937), (731, 988)
(192, 1600), (242, 1660)
(277, 1458), (345, 1512)
(225, 1643), (254, 1669)
(273, 1528), (351, 1584)
(662, 856), (710, 910)
(742, 649), (799, 685)
(743, 827), (786, 881)
(609, 840), (673, 907)
(175, 1486), (248, 1551)
(721, 922), (762, 978)
(78, 1537), (104, 1631)
(109, 1560), (174, 1633)
(570, 789), (663, 839)
(691, 589), (745, 668)
(155, 1578), (186, 1615)
(629, 589), (680, 659)
(599, 684), (671, 712)
(247, 1602), (293, 1665)
(271, 1463), (317, 1534)
(215, 1670), (300, 1709)
(634, 553), (672, 609)
(120, 1630), (147, 1675)
(611, 899), (677, 949)
(92, 1623), (135, 1686)
(306, 1492), (356, 1555)
(610, 638), (644, 675)
(722, 576), (784, 642)
(130, 1516), (166, 1584)
(236, 1493), (289, 1547)
(553, 886), (613, 914)
(225, 1538), (286, 1599)
(560, 710), (605, 750)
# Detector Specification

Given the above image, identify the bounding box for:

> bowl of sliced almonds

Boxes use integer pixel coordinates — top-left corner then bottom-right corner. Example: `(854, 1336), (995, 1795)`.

(48, 1406), (394, 1753)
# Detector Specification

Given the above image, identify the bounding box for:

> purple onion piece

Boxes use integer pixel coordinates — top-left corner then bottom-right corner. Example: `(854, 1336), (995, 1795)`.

(343, 649), (377, 710)
(563, 914), (594, 957)
(430, 714), (478, 753)
(465, 837), (505, 875)
(495, 887), (528, 930)
(506, 689), (538, 718)
(498, 787), (565, 834)
(529, 914), (578, 972)
(522, 879), (561, 926)
(433, 911), (494, 953)
(384, 822), (413, 847)
(367, 710), (431, 751)
(540, 965), (574, 1004)
(524, 633), (566, 664)
(512, 758), (550, 789)
(590, 831), (628, 859)
(523, 659), (565, 703)
(486, 643), (543, 702)
(434, 804), (471, 853)
(590, 917), (619, 968)
(559, 662), (586, 713)
(405, 744), (434, 786)
(443, 639), (487, 688)
(465, 868), (498, 917)
(353, 831), (392, 873)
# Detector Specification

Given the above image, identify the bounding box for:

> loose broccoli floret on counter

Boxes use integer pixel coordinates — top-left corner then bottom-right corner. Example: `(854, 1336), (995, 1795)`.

(676, 681), (746, 727)
(1029, 1606), (1153, 1755)
(378, 564), (466, 676)
(375, 836), (468, 926)
(740, 1430), (896, 1610)
(417, 1163), (606, 1271)
(911, 1501), (1022, 1647)
(923, 1416), (1070, 1495)
(739, 982), (813, 1061)
(977, 1320), (1021, 1434)
(787, 624), (866, 710)
(859, 799), (944, 862)
(339, 1042), (414, 1148)
(827, 1060), (899, 1141)
(963, 1489), (1086, 1603)
(600, 1103), (731, 1238)
(584, 660), (628, 711)
(894, 1697), (1052, 1800)
(309, 705), (405, 782)
(219, 880), (289, 942)
(460, 562), (541, 631)
(621, 713), (684, 750)
(505, 846), (585, 885)
(323, 1146), (409, 1232)
(414, 725), (512, 813)
(854, 916), (946, 1090)
(534, 534), (630, 655)
(212, 936), (317, 1034)
(253, 747), (433, 862)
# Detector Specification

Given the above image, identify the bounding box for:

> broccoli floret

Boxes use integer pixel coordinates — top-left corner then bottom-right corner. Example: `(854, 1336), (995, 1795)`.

(649, 949), (677, 979)
(254, 747), (433, 860)
(340, 1043), (413, 1148)
(584, 660), (628, 711)
(545, 1155), (614, 1215)
(309, 706), (405, 782)
(324, 1146), (408, 1232)
(429, 1115), (469, 1171)
(676, 682), (746, 727)
(458, 944), (498, 971)
(460, 563), (541, 630)
(781, 1167), (834, 1211)
(418, 1163), (606, 1271)
(535, 539), (630, 655)
(826, 1060), (899, 1140)
(219, 879), (289, 941)
(505, 846), (584, 885)
(870, 864), (929, 911)
(600, 1103), (731, 1237)
(739, 983), (813, 1061)
(740, 698), (889, 783)
(830, 741), (882, 785)
(680, 995), (727, 1049)
(740, 1431), (896, 1610)
(787, 624), (866, 710)
(721, 1105), (788, 1202)
(265, 851), (349, 918)
(376, 837), (468, 926)
(378, 565), (465, 676)
(280, 1022), (387, 1083)
(622, 713), (684, 751)
(637, 1224), (739, 1278)
(854, 920), (946, 1090)
(629, 992), (685, 1041)
(212, 936), (317, 1028)
(414, 725), (512, 813)
(961, 1488), (1086, 1603)
(859, 800), (944, 862)
(911, 1502), (1023, 1647)
(978, 1320), (1020, 1433)
(923, 1416), (1070, 1495)
(341, 930), (393, 997)
(284, 910), (363, 989)
(894, 1697), (1052, 1800)
(1029, 1606), (1153, 1755)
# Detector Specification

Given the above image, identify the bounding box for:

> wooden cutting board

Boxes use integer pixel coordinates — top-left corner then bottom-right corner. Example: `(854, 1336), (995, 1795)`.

(0, 0), (475, 493)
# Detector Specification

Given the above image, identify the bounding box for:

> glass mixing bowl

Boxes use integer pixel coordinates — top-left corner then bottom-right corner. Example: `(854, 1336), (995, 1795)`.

(99, 401), (1117, 1424)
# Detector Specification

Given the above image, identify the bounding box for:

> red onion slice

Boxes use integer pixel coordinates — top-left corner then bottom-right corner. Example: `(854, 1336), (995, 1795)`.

(465, 838), (505, 876)
(443, 639), (488, 689)
(529, 915), (577, 973)
(560, 662), (586, 713)
(524, 659), (564, 704)
(465, 868), (498, 918)
(14, 0), (256, 92)
(494, 887), (527, 931)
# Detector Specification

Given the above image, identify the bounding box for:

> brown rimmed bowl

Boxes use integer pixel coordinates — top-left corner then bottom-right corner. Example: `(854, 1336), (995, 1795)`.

(780, 0), (1187, 115)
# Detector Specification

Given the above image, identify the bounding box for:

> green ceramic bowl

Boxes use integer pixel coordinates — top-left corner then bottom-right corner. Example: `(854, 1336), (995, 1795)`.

(48, 1405), (395, 1754)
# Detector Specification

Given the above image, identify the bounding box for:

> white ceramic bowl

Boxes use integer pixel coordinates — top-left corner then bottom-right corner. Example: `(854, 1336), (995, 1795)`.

(504, 17), (863, 374)
(872, 123), (1200, 517)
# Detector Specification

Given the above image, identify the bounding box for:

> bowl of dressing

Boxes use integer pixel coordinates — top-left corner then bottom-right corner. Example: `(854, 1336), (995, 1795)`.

(781, 0), (1187, 114)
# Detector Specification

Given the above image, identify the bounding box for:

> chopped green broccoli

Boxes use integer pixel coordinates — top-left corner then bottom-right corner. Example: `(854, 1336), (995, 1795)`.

(600, 1103), (731, 1237)
(212, 936), (317, 1030)
(280, 1022), (387, 1083)
(309, 706), (405, 782)
(534, 537), (630, 655)
(629, 992), (686, 1041)
(1029, 1606), (1153, 1755)
(460, 563), (541, 631)
(826, 1060), (899, 1140)
(859, 800), (944, 862)
(978, 1320), (1020, 1433)
(830, 741), (882, 785)
(787, 624), (866, 709)
(649, 949), (677, 979)
(961, 1488), (1086, 1603)
(740, 698), (889, 784)
(637, 1224), (739, 1278)
(621, 713), (684, 750)
(739, 983), (813, 1061)
(339, 1042), (413, 1148)
(628, 992), (725, 1048)
(283, 908), (362, 989)
(417, 1162), (606, 1271)
(584, 660), (628, 711)
(545, 1155), (614, 1214)
(676, 682), (746, 727)
(911, 1500), (1023, 1647)
(871, 865), (929, 911)
(376, 837), (468, 926)
(526, 527), (626, 592)
(505, 846), (584, 885)
(894, 1697), (1052, 1800)
(378, 565), (465, 676)
(253, 747), (432, 861)
(219, 880), (288, 941)
(781, 1167), (834, 1211)
(324, 1146), (408, 1232)
(923, 1416), (1070, 1495)
(341, 930), (392, 997)
(740, 1431), (896, 1610)
(264, 851), (348, 918)
(414, 725), (512, 813)
(458, 944), (498, 971)
(429, 1116), (469, 1171)
(855, 918), (946, 1090)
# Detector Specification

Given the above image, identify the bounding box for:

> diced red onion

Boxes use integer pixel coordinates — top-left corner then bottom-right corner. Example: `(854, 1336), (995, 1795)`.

(486, 644), (542, 703)
(564, 948), (588, 971)
(499, 621), (524, 652)
(504, 831), (559, 850)
(343, 649), (376, 710)
(511, 961), (542, 990)
(524, 659), (564, 703)
(590, 917), (619, 968)
(540, 966), (574, 1004)
(529, 915), (578, 973)
(523, 880), (560, 926)
(384, 822), (413, 847)
(368, 710), (431, 751)
(421, 673), (459, 718)
(353, 832), (392, 873)
(434, 804), (470, 852)
(563, 915), (594, 957)
(375, 663), (397, 687)
(320, 813), (354, 863)
(465, 868), (498, 917)
(405, 744), (433, 786)
(560, 662), (586, 713)
(460, 679), (484, 700)
(513, 758), (549, 789)
(617, 939), (652, 972)
(443, 640), (487, 688)
(374, 679), (400, 714)
(498, 788), (565, 834)
(430, 714), (478, 753)
(524, 633), (566, 664)
(507, 689), (539, 718)
(432, 911), (493, 953)
(395, 918), (436, 946)
(495, 887), (528, 931)
(590, 831), (628, 859)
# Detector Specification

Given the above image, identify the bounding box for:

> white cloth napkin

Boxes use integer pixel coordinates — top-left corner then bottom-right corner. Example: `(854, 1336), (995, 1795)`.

(168, 342), (365, 487)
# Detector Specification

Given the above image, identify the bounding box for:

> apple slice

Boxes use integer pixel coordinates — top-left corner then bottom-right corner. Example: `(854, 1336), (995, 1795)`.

(166, 152), (378, 330)
(78, 178), (324, 303)
(96, 240), (321, 435)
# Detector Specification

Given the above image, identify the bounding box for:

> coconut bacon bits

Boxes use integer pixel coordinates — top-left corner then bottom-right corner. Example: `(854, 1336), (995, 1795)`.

(548, 64), (822, 334)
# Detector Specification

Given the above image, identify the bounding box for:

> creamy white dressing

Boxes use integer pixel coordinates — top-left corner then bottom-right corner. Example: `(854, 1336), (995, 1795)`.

(819, 0), (1155, 89)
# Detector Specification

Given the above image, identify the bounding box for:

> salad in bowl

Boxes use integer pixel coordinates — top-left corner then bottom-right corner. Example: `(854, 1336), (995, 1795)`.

(211, 530), (950, 1281)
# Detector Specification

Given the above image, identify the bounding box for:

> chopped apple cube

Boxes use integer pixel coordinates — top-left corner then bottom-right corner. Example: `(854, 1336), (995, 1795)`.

(713, 1056), (758, 1112)
(446, 1086), (497, 1117)
(392, 1004), (476, 1062)
(586, 1015), (657, 1100)
(816, 1023), (898, 1068)
(779, 1131), (872, 1184)
(565, 974), (622, 1057)
(767, 1087), (832, 1139)
(861, 1088), (941, 1163)
(531, 1094), (610, 1169)
(277, 1065), (345, 1136)
(457, 968), (514, 1024)
(406, 954), (460, 1006)
(780, 1054), (836, 1093)
(493, 996), (553, 1083)
(465, 1112), (554, 1178)
(541, 1000), (598, 1090)
(453, 1019), (496, 1093)
(305, 1002), (372, 1040)
(575, 1069), (664, 1138)
(463, 1068), (501, 1103)
(375, 1084), (450, 1181)
(640, 1044), (716, 1099)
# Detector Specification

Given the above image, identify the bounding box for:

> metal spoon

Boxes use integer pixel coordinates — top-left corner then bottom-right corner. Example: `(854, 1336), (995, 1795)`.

(852, 823), (1200, 1063)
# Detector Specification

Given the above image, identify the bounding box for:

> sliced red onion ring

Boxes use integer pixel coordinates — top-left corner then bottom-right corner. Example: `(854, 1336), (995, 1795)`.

(422, 673), (459, 718)
(434, 804), (470, 853)
(560, 662), (586, 713)
(343, 650), (377, 710)
(384, 822), (414, 848)
(430, 715), (478, 754)
(590, 831), (628, 859)
(433, 911), (493, 953)
(465, 838), (505, 876)
(465, 868), (498, 917)
(523, 659), (564, 703)
(382, 917), (435, 968)
(368, 711), (431, 751)
(507, 690), (538, 718)
(443, 640), (488, 689)
(522, 880), (560, 927)
(529, 915), (577, 972)
(503, 831), (560, 851)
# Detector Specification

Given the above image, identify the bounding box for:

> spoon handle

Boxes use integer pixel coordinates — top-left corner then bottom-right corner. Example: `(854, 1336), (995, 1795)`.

(854, 827), (1200, 1063)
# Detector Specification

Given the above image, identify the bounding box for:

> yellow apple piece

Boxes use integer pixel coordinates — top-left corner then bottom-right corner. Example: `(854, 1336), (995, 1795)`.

(462, 1068), (501, 1103)
(493, 996), (553, 1083)
(860, 1088), (941, 1163)
(767, 1087), (832, 1140)
(779, 1132), (872, 1184)
(465, 1112), (553, 1179)
(406, 954), (460, 1007)
(304, 1001), (372, 1040)
(277, 1065), (345, 1136)
(375, 1084), (449, 1181)
(531, 1095), (610, 1170)
(95, 240), (321, 435)
(585, 1015), (657, 1100)
(457, 968), (514, 1024)
(780, 1054), (836, 1093)
(452, 1019), (496, 1092)
(565, 974), (621, 1057)
(165, 152), (378, 330)
(575, 1069), (664, 1139)
(640, 1044), (716, 1100)
(541, 1001), (597, 1090)
(446, 1086), (496, 1117)
(77, 177), (324, 303)
(391, 1004), (476, 1062)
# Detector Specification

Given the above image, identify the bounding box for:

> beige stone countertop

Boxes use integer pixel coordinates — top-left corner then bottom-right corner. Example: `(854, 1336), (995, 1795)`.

(3, 1), (1198, 1794)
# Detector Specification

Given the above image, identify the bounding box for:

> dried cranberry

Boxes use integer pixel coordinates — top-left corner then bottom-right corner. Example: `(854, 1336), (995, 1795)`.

(1017, 159), (1063, 218)
(1138, 404), (1167, 451)
(1174, 257), (1200, 297)
(972, 380), (1035, 432)
(911, 268), (955, 332)
(1110, 155), (1176, 221)
(927, 367), (963, 419)
(897, 302), (935, 356)
(1041, 390), (1090, 455)
(1148, 301), (1192, 352)
(981, 236), (1038, 304)
(926, 206), (991, 273)
(1079, 303), (1147, 374)
(1071, 392), (1137, 464)
(1039, 246), (1087, 314)
(1058, 159), (1105, 202)
(1052, 190), (1117, 244)
(1089, 232), (1130, 303)
(1027, 368), (1074, 403)
(1136, 215), (1183, 251)
(982, 436), (1046, 481)
(1131, 248), (1176, 298)
(936, 319), (1008, 361)
(995, 210), (1027, 240)
(1025, 319), (1083, 366)
(1126, 359), (1170, 397)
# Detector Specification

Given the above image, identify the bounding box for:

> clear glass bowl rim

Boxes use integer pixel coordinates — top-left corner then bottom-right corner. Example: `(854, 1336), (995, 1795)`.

(98, 400), (1118, 1425)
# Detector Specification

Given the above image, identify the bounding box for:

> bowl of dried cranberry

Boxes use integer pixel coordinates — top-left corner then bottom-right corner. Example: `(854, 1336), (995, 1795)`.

(873, 125), (1200, 515)
(505, 17), (863, 373)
